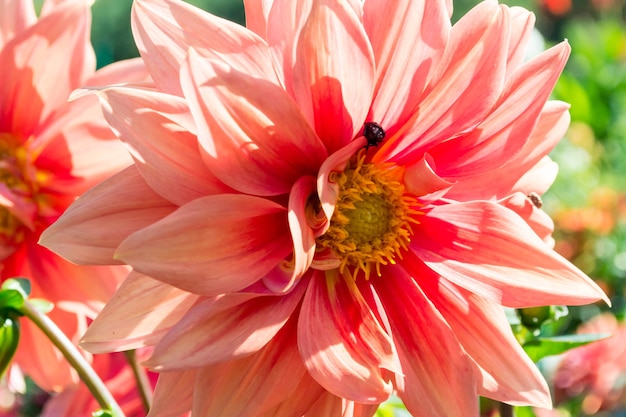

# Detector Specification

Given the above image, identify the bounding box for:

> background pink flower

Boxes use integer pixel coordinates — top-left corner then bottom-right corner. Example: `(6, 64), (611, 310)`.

(42, 0), (607, 416)
(0, 0), (149, 391)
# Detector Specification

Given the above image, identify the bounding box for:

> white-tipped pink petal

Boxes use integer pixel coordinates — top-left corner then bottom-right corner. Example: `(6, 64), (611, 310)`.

(97, 85), (231, 205)
(428, 41), (570, 180)
(298, 271), (395, 403)
(412, 201), (608, 307)
(0, 0), (36, 47)
(270, 0), (375, 152)
(499, 192), (555, 247)
(375, 265), (478, 417)
(147, 370), (196, 417)
(132, 0), (277, 95)
(80, 271), (198, 354)
(263, 176), (318, 293)
(410, 261), (552, 408)
(147, 281), (305, 371)
(446, 101), (569, 200)
(181, 49), (327, 197)
(243, 0), (273, 38)
(377, 1), (509, 164)
(306, 393), (378, 417)
(505, 6), (536, 72)
(191, 318), (305, 417)
(40, 166), (177, 265)
(364, 0), (449, 131)
(116, 194), (292, 296)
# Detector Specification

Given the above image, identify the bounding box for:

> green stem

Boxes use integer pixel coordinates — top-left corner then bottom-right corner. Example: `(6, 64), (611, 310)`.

(19, 301), (125, 417)
(499, 402), (514, 417)
(123, 350), (152, 413)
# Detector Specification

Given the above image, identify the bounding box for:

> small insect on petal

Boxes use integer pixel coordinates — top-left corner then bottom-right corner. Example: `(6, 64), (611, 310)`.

(363, 122), (385, 152)
(527, 192), (543, 209)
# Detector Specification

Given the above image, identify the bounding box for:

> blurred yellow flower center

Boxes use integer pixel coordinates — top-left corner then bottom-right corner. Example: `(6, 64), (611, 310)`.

(0, 134), (44, 254)
(317, 152), (419, 280)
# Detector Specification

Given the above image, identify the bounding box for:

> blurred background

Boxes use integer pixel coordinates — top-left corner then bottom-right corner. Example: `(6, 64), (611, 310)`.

(25, 0), (626, 416)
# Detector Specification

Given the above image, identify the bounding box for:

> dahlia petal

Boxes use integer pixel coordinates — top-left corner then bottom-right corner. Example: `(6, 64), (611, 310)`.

(445, 101), (569, 200)
(40, 166), (176, 265)
(98, 86), (230, 205)
(261, 374), (327, 417)
(413, 201), (608, 307)
(403, 154), (454, 199)
(306, 393), (378, 417)
(86, 56), (152, 86)
(298, 270), (394, 403)
(147, 281), (305, 370)
(412, 262), (551, 407)
(375, 265), (478, 417)
(0, 0), (94, 135)
(364, 0), (449, 131)
(132, 0), (277, 95)
(81, 271), (198, 354)
(273, 0), (375, 152)
(0, 0), (36, 47)
(191, 319), (305, 417)
(34, 97), (133, 196)
(318, 138), (366, 222)
(263, 177), (317, 293)
(428, 41), (570, 179)
(116, 194), (292, 295)
(147, 370), (195, 417)
(378, 1), (508, 163)
(499, 192), (555, 247)
(181, 50), (327, 196)
(506, 6), (536, 72)
(243, 0), (273, 38)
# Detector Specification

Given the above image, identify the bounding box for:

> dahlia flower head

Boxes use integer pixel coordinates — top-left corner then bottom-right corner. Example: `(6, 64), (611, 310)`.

(42, 0), (607, 415)
(549, 314), (626, 415)
(0, 0), (150, 391)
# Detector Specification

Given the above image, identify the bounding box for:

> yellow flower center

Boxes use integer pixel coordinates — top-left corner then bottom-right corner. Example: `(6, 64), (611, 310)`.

(316, 152), (420, 280)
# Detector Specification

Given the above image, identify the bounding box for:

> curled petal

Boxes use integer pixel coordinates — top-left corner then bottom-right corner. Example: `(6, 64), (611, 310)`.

(263, 176), (318, 293)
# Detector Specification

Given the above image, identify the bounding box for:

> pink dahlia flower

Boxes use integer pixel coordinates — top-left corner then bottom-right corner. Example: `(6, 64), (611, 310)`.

(42, 0), (607, 415)
(549, 314), (626, 414)
(0, 0), (149, 391)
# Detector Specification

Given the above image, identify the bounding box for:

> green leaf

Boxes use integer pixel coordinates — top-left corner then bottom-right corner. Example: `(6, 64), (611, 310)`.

(92, 410), (113, 417)
(523, 333), (610, 362)
(0, 316), (20, 378)
(0, 289), (25, 311)
(1, 278), (31, 298)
